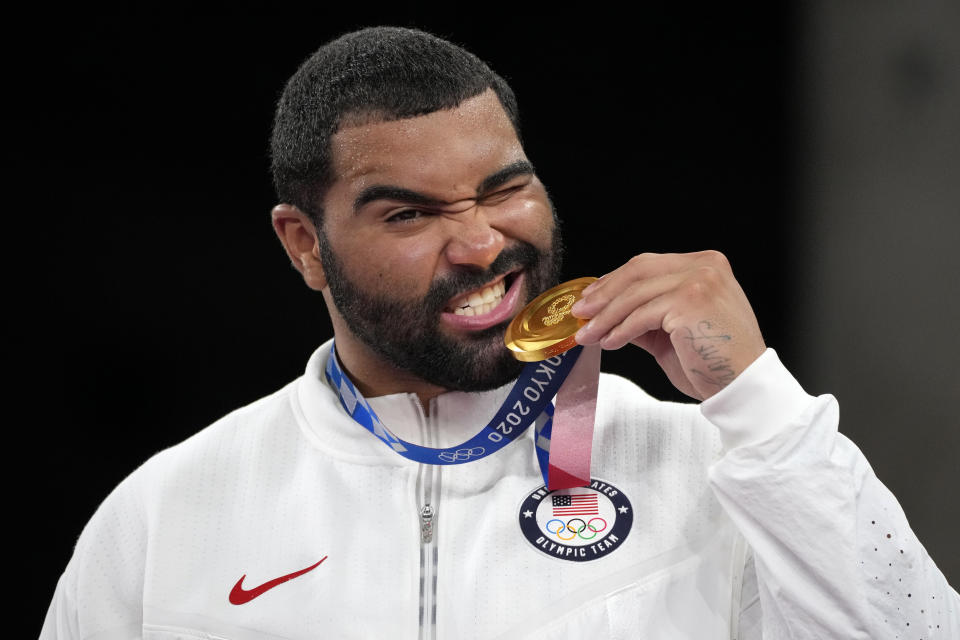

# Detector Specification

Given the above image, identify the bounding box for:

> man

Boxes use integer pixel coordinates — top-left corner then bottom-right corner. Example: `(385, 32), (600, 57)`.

(42, 26), (958, 639)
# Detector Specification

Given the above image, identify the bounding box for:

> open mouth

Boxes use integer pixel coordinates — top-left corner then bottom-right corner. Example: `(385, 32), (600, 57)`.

(445, 271), (519, 316)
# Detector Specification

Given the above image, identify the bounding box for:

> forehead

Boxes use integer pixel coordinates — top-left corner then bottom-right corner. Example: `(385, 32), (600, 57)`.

(328, 89), (525, 200)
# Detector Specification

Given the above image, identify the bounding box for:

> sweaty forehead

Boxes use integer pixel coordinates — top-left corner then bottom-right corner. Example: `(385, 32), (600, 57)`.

(329, 89), (525, 198)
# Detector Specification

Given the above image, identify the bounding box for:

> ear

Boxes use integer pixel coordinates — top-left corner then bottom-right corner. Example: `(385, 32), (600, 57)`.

(271, 204), (327, 291)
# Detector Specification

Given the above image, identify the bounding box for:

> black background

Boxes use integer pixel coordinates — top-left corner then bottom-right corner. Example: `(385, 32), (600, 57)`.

(23, 7), (951, 633)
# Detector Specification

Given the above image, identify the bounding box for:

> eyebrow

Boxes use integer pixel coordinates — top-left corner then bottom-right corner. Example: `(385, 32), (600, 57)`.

(352, 160), (535, 212)
(478, 160), (535, 195)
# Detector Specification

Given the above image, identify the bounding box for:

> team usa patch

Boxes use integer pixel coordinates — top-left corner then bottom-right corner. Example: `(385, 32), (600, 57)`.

(518, 478), (633, 562)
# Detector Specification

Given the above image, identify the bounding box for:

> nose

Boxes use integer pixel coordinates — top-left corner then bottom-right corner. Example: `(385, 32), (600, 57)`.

(443, 206), (506, 270)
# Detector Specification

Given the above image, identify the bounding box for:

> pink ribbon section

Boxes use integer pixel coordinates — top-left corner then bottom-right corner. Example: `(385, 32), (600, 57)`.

(547, 344), (601, 490)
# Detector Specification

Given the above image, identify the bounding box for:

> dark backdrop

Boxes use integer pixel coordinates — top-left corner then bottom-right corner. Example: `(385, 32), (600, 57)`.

(22, 8), (955, 633)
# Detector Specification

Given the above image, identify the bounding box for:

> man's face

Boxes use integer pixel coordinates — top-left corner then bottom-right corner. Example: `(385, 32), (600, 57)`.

(318, 89), (562, 391)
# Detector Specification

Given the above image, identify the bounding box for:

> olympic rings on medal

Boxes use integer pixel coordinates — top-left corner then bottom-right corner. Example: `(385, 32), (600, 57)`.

(543, 516), (610, 541)
(437, 447), (486, 462)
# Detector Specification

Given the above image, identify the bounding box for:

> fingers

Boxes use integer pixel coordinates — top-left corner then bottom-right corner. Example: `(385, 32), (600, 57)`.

(578, 253), (690, 303)
(576, 288), (676, 349)
(573, 251), (730, 347)
(568, 249), (763, 400)
(575, 251), (728, 318)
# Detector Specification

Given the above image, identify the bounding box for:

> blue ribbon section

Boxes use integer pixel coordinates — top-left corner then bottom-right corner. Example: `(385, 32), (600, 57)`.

(325, 341), (581, 484)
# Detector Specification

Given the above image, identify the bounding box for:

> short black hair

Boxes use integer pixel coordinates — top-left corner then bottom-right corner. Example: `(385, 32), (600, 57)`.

(270, 26), (522, 225)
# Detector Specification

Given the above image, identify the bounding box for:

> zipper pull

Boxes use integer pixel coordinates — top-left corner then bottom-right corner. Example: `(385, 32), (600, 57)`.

(419, 504), (435, 543)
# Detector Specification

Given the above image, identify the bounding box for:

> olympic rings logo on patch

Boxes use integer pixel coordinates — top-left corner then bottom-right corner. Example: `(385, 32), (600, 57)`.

(438, 447), (486, 462)
(519, 479), (632, 563)
(544, 517), (608, 541)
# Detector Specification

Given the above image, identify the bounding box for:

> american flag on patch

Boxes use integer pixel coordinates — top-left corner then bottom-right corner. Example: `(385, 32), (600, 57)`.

(552, 493), (599, 516)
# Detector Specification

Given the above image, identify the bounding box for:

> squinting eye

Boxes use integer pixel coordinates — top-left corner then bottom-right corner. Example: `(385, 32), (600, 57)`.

(482, 185), (524, 204)
(386, 209), (424, 223)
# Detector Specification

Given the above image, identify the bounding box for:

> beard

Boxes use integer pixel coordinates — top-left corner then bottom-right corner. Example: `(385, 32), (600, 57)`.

(318, 223), (564, 392)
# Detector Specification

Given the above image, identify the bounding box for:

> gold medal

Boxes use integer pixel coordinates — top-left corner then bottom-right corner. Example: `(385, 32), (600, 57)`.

(504, 277), (598, 362)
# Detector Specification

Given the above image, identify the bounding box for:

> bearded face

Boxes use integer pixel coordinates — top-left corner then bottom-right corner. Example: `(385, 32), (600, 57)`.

(318, 222), (563, 392)
(305, 91), (562, 393)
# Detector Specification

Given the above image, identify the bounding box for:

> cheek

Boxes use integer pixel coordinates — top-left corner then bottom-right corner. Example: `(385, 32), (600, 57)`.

(383, 242), (442, 290)
(496, 196), (555, 248)
(341, 230), (446, 295)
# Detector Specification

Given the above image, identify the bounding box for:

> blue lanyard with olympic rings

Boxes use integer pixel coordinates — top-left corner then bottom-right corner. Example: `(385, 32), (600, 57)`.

(325, 341), (581, 483)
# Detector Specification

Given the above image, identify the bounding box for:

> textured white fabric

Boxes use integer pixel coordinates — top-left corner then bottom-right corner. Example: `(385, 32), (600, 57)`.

(41, 343), (959, 639)
(704, 351), (960, 639)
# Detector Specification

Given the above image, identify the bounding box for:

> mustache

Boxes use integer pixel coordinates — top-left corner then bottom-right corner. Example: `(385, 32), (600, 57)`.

(423, 243), (544, 311)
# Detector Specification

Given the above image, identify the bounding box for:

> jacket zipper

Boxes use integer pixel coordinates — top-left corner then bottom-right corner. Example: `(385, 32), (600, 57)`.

(414, 398), (440, 640)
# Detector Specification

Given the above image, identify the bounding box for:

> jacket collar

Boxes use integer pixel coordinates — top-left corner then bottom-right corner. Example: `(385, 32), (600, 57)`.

(294, 339), (516, 464)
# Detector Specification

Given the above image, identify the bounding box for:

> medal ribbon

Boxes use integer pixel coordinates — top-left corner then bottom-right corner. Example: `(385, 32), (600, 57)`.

(545, 344), (601, 490)
(325, 341), (582, 485)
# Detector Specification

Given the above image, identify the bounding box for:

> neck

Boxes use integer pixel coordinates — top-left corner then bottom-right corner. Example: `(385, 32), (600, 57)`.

(331, 331), (446, 415)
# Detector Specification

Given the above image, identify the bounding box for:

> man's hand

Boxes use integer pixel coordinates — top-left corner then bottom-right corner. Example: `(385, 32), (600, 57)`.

(571, 251), (766, 401)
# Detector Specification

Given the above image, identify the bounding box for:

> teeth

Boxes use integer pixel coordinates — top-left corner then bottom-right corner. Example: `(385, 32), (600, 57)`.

(450, 279), (508, 315)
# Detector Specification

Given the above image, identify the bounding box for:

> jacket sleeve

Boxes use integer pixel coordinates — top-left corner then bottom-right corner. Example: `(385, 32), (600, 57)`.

(39, 466), (149, 640)
(701, 349), (959, 639)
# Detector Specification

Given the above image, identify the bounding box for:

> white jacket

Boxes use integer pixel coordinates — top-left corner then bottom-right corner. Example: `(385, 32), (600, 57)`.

(41, 344), (959, 639)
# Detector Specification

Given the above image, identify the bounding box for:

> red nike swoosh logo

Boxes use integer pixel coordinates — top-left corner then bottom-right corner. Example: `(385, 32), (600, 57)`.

(229, 556), (327, 605)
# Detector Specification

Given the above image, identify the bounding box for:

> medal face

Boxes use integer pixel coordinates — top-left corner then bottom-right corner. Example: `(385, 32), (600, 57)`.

(505, 277), (597, 362)
(518, 478), (633, 563)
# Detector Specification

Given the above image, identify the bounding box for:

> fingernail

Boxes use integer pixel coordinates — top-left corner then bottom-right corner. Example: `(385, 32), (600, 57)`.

(571, 299), (585, 315)
(575, 321), (593, 343)
(583, 274), (606, 294)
